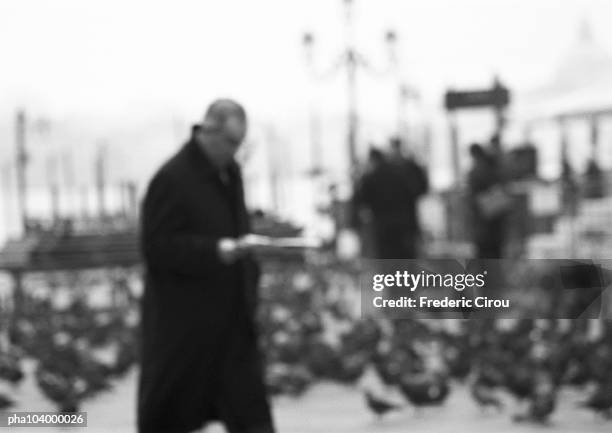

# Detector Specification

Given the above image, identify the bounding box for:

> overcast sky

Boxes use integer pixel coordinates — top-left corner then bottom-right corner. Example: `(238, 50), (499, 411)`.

(1, 0), (612, 237)
(3, 0), (612, 113)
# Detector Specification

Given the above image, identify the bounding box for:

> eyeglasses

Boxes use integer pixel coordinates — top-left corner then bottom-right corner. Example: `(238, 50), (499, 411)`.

(221, 131), (243, 148)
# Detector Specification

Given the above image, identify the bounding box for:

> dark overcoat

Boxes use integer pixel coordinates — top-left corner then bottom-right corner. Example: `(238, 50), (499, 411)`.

(352, 160), (426, 259)
(467, 156), (505, 258)
(137, 140), (273, 433)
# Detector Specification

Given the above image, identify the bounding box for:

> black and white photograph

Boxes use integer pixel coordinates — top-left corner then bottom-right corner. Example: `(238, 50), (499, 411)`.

(1, 1), (612, 432)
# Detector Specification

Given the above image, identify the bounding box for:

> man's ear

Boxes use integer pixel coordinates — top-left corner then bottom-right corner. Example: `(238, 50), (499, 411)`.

(193, 128), (205, 143)
(201, 118), (220, 133)
(202, 109), (225, 132)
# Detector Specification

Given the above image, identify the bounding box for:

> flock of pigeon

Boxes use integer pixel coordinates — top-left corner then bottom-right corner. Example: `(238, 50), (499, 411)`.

(259, 261), (612, 424)
(361, 318), (612, 423)
(0, 260), (611, 426)
(0, 271), (139, 412)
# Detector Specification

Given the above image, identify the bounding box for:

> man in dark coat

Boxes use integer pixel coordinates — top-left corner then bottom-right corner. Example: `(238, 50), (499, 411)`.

(467, 143), (506, 258)
(388, 137), (429, 252)
(138, 99), (275, 433)
(352, 147), (427, 259)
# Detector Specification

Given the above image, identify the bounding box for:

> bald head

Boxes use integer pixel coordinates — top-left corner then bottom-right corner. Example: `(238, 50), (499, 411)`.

(196, 99), (248, 167)
(202, 99), (247, 134)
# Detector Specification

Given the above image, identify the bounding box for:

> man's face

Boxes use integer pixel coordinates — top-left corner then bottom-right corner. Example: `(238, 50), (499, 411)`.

(207, 116), (247, 166)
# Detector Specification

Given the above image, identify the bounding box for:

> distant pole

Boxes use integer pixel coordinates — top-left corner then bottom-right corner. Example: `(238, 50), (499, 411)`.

(301, 33), (322, 178)
(590, 116), (599, 161)
(126, 181), (138, 216)
(559, 119), (577, 256)
(347, 58), (358, 178)
(80, 185), (89, 220)
(46, 156), (60, 222)
(1, 162), (13, 234)
(15, 110), (28, 233)
(50, 184), (60, 222)
(344, 0), (358, 178)
(493, 77), (507, 140)
(267, 128), (281, 214)
(95, 143), (107, 219)
(449, 113), (460, 186)
(61, 150), (75, 216)
(120, 181), (133, 218)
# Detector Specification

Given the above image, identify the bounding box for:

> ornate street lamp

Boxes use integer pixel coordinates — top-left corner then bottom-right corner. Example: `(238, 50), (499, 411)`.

(302, 0), (398, 181)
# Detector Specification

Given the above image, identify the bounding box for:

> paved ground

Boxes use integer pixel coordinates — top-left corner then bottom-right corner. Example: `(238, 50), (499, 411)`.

(3, 362), (612, 433)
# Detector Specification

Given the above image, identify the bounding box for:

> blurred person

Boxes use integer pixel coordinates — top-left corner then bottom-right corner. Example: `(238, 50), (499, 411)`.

(138, 99), (275, 433)
(349, 149), (382, 258)
(488, 133), (503, 162)
(584, 157), (605, 199)
(467, 143), (509, 258)
(487, 133), (508, 179)
(351, 147), (423, 259)
(388, 137), (429, 252)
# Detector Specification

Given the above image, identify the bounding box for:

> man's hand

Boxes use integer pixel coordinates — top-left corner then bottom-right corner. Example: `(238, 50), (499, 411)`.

(217, 238), (250, 264)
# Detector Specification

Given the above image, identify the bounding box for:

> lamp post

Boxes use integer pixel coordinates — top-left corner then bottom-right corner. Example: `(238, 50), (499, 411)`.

(14, 110), (52, 234)
(302, 32), (323, 178)
(15, 110), (28, 233)
(95, 142), (108, 220)
(302, 0), (398, 181)
(344, 0), (358, 174)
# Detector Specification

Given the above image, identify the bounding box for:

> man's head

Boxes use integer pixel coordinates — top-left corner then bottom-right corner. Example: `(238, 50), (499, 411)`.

(368, 147), (385, 167)
(469, 142), (486, 160)
(195, 99), (247, 167)
(389, 136), (403, 156)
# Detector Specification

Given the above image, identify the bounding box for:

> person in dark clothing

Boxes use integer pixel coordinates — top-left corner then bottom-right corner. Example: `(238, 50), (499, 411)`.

(467, 143), (507, 258)
(388, 137), (429, 246)
(352, 146), (427, 259)
(138, 99), (275, 433)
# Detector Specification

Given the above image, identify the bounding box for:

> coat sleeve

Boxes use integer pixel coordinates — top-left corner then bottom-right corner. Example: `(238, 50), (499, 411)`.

(413, 162), (429, 197)
(349, 179), (366, 229)
(141, 170), (221, 277)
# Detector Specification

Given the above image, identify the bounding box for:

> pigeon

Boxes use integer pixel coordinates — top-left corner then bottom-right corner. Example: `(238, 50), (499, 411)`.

(35, 367), (82, 413)
(0, 354), (24, 385)
(513, 391), (556, 424)
(364, 390), (402, 419)
(399, 373), (450, 408)
(513, 374), (556, 424)
(0, 392), (14, 410)
(503, 362), (533, 402)
(471, 380), (503, 411)
(266, 364), (312, 397)
(578, 381), (612, 418)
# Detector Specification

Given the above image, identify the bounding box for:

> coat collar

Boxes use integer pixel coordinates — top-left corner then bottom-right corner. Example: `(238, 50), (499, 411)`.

(182, 139), (242, 184)
(184, 139), (219, 178)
